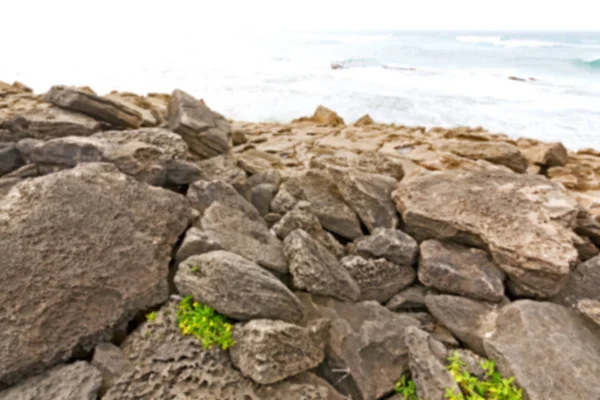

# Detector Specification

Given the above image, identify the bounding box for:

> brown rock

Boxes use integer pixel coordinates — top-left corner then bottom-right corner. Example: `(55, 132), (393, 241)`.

(91, 343), (133, 396)
(353, 114), (374, 126)
(354, 228), (418, 266)
(578, 299), (600, 326)
(522, 142), (568, 167)
(308, 105), (345, 126)
(435, 139), (529, 173)
(310, 151), (404, 181)
(195, 154), (247, 192)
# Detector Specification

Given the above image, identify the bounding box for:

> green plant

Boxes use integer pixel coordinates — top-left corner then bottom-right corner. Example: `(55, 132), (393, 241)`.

(190, 265), (198, 273)
(176, 295), (235, 350)
(395, 375), (420, 400)
(146, 311), (157, 322)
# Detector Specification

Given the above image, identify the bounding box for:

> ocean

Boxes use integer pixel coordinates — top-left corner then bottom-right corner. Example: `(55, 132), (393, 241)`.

(2, 30), (600, 150)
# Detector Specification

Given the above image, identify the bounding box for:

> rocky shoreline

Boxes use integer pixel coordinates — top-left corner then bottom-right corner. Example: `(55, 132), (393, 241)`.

(1, 80), (600, 400)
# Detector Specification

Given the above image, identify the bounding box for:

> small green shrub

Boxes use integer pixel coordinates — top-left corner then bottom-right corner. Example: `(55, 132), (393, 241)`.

(395, 375), (419, 400)
(145, 311), (157, 322)
(176, 295), (235, 350)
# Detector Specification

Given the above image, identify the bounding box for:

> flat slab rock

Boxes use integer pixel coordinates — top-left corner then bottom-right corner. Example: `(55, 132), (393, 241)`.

(0, 163), (192, 386)
(394, 168), (579, 297)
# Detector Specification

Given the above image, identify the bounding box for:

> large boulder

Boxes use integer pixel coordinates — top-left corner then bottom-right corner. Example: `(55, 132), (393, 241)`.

(187, 179), (261, 220)
(551, 254), (600, 308)
(483, 301), (600, 400)
(284, 229), (360, 302)
(0, 163), (192, 386)
(522, 142), (568, 167)
(394, 169), (579, 297)
(0, 143), (24, 176)
(310, 151), (404, 182)
(353, 228), (418, 266)
(167, 89), (230, 159)
(435, 139), (529, 173)
(45, 85), (143, 128)
(174, 227), (224, 264)
(175, 252), (303, 322)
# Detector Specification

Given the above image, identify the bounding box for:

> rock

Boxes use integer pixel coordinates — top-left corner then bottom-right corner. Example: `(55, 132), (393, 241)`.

(298, 294), (420, 400)
(175, 251), (303, 322)
(264, 212), (282, 227)
(311, 105), (345, 126)
(385, 285), (432, 311)
(232, 130), (248, 146)
(354, 114), (374, 126)
(165, 158), (203, 185)
(435, 139), (529, 173)
(230, 319), (327, 384)
(405, 327), (460, 400)
(394, 168), (579, 297)
(425, 294), (500, 355)
(14, 138), (41, 163)
(245, 168), (282, 188)
(284, 229), (360, 301)
(0, 107), (101, 141)
(281, 170), (362, 239)
(271, 185), (299, 214)
(575, 209), (600, 247)
(551, 255), (600, 307)
(187, 180), (261, 220)
(195, 154), (247, 192)
(167, 89), (230, 159)
(327, 167), (399, 232)
(483, 301), (600, 400)
(94, 127), (188, 159)
(453, 349), (487, 379)
(272, 201), (344, 258)
(0, 163), (191, 385)
(236, 149), (283, 175)
(578, 299), (600, 326)
(0, 362), (102, 400)
(523, 142), (568, 167)
(104, 92), (159, 127)
(251, 183), (277, 216)
(91, 343), (133, 395)
(44, 85), (142, 128)
(174, 227), (224, 264)
(574, 234), (600, 261)
(310, 151), (404, 181)
(255, 372), (347, 400)
(0, 143), (24, 176)
(354, 228), (418, 266)
(419, 240), (506, 302)
(0, 178), (19, 197)
(340, 255), (416, 303)
(200, 202), (287, 273)
(29, 136), (105, 169)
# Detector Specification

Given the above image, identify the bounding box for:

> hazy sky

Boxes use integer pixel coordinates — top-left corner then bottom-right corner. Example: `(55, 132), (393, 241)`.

(1, 0), (598, 33)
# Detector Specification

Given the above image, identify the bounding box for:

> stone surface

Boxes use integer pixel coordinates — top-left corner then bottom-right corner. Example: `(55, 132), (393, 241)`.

(230, 319), (327, 384)
(328, 167), (399, 232)
(310, 151), (404, 182)
(405, 327), (460, 400)
(200, 202), (288, 273)
(0, 143), (24, 176)
(45, 85), (142, 128)
(419, 240), (506, 302)
(255, 372), (347, 400)
(250, 183), (277, 216)
(0, 163), (191, 386)
(354, 228), (419, 266)
(394, 168), (579, 297)
(385, 285), (432, 311)
(187, 179), (261, 220)
(578, 299), (600, 326)
(0, 362), (102, 400)
(29, 136), (105, 169)
(167, 89), (230, 159)
(483, 301), (600, 400)
(574, 234), (600, 261)
(165, 158), (203, 185)
(436, 139), (529, 172)
(425, 294), (500, 355)
(522, 142), (568, 167)
(551, 254), (600, 307)
(453, 349), (487, 379)
(284, 229), (360, 301)
(340, 255), (416, 303)
(299, 105), (345, 126)
(281, 169), (362, 239)
(174, 227), (224, 264)
(354, 114), (374, 126)
(195, 154), (247, 191)
(91, 343), (133, 396)
(175, 251), (303, 322)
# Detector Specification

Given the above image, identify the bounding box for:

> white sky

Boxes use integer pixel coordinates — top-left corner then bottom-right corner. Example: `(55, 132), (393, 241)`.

(0, 0), (598, 33)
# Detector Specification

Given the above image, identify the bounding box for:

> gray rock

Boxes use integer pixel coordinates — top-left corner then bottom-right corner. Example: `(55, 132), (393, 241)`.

(264, 212), (283, 227)
(91, 343), (133, 396)
(425, 294), (500, 355)
(0, 143), (24, 176)
(575, 209), (600, 247)
(354, 228), (418, 266)
(281, 170), (362, 239)
(255, 372), (347, 400)
(29, 136), (105, 168)
(340, 255), (416, 303)
(0, 362), (102, 400)
(201, 202), (287, 273)
(246, 168), (282, 189)
(574, 234), (600, 262)
(165, 158), (203, 185)
(484, 301), (600, 400)
(45, 85), (142, 128)
(251, 183), (277, 216)
(270, 185), (299, 214)
(14, 138), (42, 163)
(452, 349), (487, 379)
(167, 89), (230, 159)
(419, 240), (506, 302)
(551, 254), (600, 308)
(231, 319), (327, 384)
(328, 167), (399, 232)
(175, 251), (303, 322)
(175, 227), (224, 264)
(385, 285), (432, 312)
(195, 154), (247, 192)
(0, 163), (191, 386)
(284, 229), (360, 301)
(187, 180), (261, 220)
(405, 327), (460, 400)
(578, 299), (600, 326)
(394, 168), (579, 297)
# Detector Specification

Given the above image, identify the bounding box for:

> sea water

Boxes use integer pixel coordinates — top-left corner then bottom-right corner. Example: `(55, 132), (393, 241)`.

(2, 30), (599, 150)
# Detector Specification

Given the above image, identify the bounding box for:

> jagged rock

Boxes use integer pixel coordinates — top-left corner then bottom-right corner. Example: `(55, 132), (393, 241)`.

(255, 372), (347, 400)
(284, 229), (360, 301)
(14, 138), (41, 163)
(0, 107), (101, 141)
(175, 227), (224, 264)
(232, 130), (248, 146)
(354, 228), (418, 266)
(578, 299), (600, 326)
(94, 128), (188, 159)
(200, 202), (287, 273)
(0, 362), (102, 400)
(354, 114), (374, 126)
(575, 209), (600, 246)
(271, 185), (299, 214)
(522, 142), (568, 167)
(91, 343), (133, 396)
(483, 301), (600, 400)
(165, 158), (203, 185)
(394, 168), (579, 297)
(0, 178), (19, 197)
(310, 151), (404, 181)
(0, 143), (24, 176)
(419, 240), (506, 302)
(236, 149), (283, 175)
(175, 251), (302, 322)
(264, 212), (282, 227)
(453, 349), (486, 379)
(281, 169), (362, 239)
(195, 154), (247, 192)
(272, 201), (344, 258)
(574, 234), (600, 261)
(187, 180), (261, 220)
(246, 168), (282, 188)
(340, 255), (416, 303)
(551, 254), (600, 307)
(104, 92), (159, 127)
(29, 136), (105, 169)
(167, 89), (230, 159)
(251, 183), (277, 216)
(327, 167), (399, 232)
(45, 85), (142, 128)
(405, 327), (460, 400)
(435, 139), (529, 172)
(425, 294), (501, 355)
(310, 105), (345, 126)
(230, 319), (327, 384)
(298, 293), (420, 400)
(0, 163), (192, 386)
(385, 285), (432, 311)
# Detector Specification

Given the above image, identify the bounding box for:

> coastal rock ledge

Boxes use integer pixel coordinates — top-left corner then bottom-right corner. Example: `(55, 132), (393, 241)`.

(1, 80), (600, 400)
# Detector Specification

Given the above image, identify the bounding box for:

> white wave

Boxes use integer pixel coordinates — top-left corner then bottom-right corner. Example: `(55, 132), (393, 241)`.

(457, 35), (560, 48)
